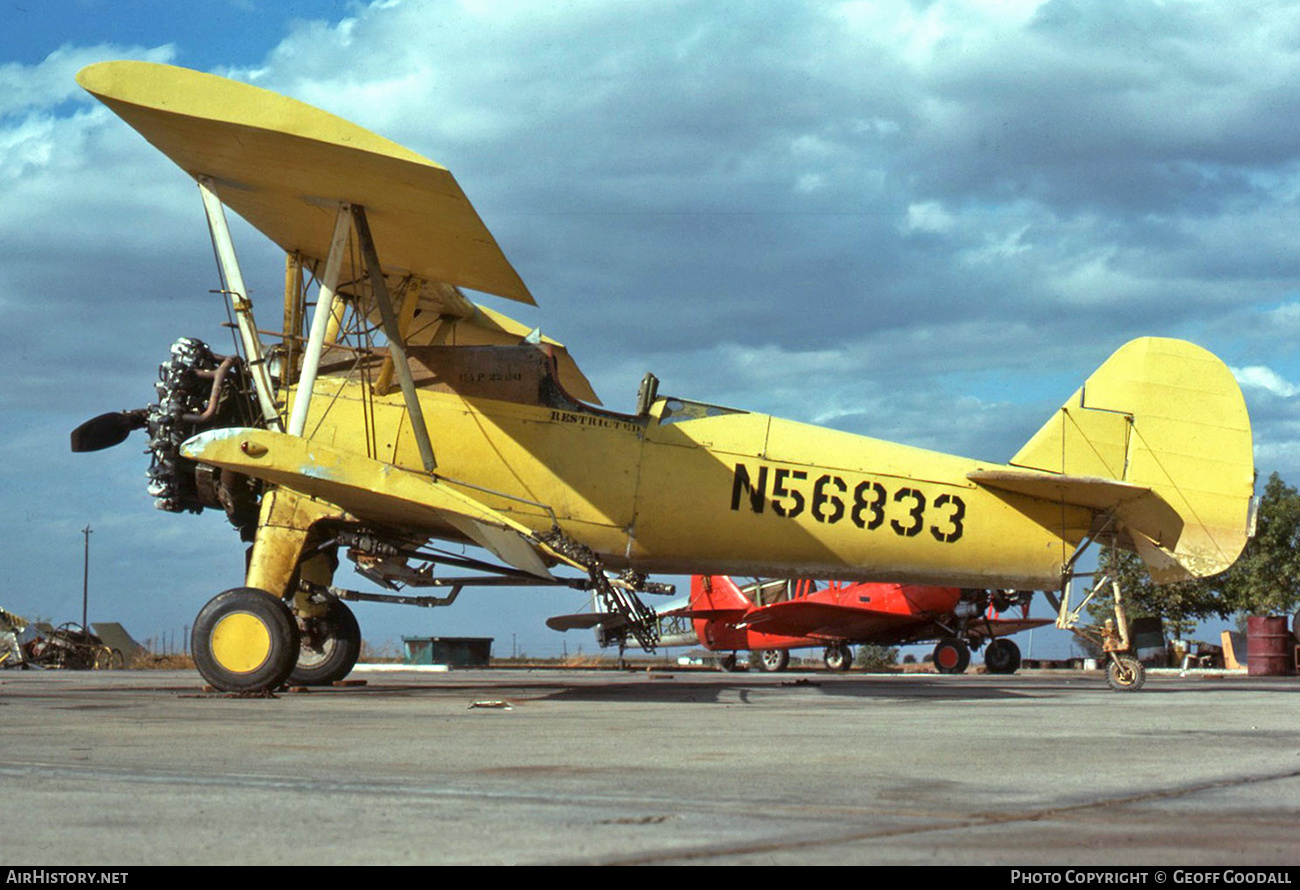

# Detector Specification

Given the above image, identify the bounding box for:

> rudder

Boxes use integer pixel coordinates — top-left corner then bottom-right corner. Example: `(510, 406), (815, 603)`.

(1009, 338), (1254, 583)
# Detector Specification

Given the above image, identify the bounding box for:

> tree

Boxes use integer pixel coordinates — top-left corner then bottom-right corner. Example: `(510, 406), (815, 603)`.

(1214, 473), (1300, 617)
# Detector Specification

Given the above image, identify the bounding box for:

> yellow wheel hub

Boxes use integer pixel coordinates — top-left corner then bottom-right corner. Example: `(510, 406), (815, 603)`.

(210, 611), (272, 674)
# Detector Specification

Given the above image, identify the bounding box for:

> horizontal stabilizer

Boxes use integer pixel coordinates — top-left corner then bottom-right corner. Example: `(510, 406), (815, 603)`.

(969, 469), (1185, 552)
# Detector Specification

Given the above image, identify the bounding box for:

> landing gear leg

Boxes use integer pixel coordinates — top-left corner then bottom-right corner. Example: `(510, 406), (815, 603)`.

(1049, 538), (1150, 692)
(201, 488), (346, 691)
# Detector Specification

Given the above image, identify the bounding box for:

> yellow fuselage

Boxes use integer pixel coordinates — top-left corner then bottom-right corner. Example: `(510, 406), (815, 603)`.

(292, 359), (1082, 592)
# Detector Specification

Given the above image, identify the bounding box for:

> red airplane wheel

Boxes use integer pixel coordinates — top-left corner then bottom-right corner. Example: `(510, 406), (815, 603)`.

(752, 649), (790, 672)
(933, 637), (970, 674)
(823, 644), (854, 672)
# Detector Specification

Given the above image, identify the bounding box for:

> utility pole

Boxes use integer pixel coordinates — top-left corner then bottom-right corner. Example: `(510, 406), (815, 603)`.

(81, 525), (92, 631)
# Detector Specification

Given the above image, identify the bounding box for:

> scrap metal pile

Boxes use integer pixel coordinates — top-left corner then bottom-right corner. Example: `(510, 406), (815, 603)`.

(0, 610), (122, 670)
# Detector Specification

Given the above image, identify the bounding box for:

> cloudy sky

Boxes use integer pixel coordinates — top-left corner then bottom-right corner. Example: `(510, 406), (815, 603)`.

(4, 0), (1299, 659)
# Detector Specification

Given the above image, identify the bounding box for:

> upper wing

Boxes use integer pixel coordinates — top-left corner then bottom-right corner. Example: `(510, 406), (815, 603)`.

(77, 60), (530, 304)
(79, 60), (602, 404)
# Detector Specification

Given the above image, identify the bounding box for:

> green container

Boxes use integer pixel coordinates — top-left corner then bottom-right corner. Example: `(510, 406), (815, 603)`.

(403, 636), (493, 667)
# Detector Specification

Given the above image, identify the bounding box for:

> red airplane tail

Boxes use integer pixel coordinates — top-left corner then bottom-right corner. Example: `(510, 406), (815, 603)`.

(689, 575), (753, 615)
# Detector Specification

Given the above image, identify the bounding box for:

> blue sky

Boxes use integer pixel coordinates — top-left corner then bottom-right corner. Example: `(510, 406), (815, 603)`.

(2, 1), (313, 67)
(4, 0), (1300, 660)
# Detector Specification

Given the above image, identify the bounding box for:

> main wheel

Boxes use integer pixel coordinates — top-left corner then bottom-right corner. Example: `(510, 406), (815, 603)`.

(984, 638), (1021, 675)
(289, 594), (361, 686)
(1106, 654), (1146, 692)
(192, 588), (300, 692)
(716, 653), (739, 672)
(933, 637), (970, 674)
(753, 649), (790, 672)
(823, 644), (854, 672)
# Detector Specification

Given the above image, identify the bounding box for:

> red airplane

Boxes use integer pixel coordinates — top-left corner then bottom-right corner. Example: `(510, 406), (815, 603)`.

(668, 575), (1051, 673)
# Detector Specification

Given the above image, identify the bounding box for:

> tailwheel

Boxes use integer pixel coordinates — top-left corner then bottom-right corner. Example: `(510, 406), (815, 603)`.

(1106, 653), (1146, 692)
(933, 637), (970, 674)
(290, 593), (361, 686)
(192, 588), (300, 692)
(983, 638), (1021, 675)
(823, 644), (854, 672)
(752, 648), (790, 673)
(716, 653), (739, 672)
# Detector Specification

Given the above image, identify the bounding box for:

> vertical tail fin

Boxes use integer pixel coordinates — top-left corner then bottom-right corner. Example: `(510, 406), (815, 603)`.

(1009, 338), (1254, 583)
(689, 575), (754, 613)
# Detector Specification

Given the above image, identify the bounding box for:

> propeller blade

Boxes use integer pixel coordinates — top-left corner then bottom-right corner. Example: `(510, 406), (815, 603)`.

(545, 613), (628, 632)
(70, 411), (146, 453)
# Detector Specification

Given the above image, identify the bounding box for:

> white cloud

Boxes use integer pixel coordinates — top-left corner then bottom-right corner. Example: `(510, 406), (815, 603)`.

(1233, 365), (1300, 398)
(903, 201), (955, 234)
(0, 43), (174, 117)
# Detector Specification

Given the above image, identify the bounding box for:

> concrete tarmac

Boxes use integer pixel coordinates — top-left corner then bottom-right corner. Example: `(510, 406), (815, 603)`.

(1, 666), (1297, 866)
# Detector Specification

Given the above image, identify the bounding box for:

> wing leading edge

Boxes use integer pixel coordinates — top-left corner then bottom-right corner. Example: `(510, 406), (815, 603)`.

(180, 427), (566, 579)
(77, 60), (530, 304)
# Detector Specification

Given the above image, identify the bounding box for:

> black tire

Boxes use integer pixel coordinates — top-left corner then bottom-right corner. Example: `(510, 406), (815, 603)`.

(984, 638), (1021, 675)
(716, 653), (739, 672)
(823, 644), (854, 672)
(933, 637), (970, 674)
(1106, 654), (1146, 692)
(192, 588), (300, 692)
(752, 649), (790, 673)
(289, 594), (361, 686)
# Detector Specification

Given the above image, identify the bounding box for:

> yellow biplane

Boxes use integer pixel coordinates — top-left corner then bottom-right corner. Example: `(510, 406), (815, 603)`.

(71, 61), (1255, 693)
